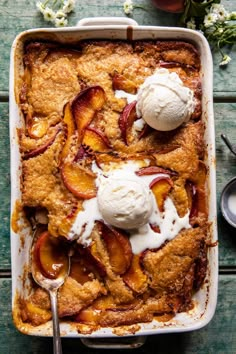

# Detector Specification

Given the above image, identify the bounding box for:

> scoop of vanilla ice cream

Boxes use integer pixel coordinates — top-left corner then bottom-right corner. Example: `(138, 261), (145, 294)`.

(97, 177), (153, 229)
(136, 68), (195, 131)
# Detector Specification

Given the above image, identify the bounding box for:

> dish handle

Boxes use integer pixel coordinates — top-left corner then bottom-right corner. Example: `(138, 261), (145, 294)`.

(77, 17), (138, 27)
(80, 335), (146, 349)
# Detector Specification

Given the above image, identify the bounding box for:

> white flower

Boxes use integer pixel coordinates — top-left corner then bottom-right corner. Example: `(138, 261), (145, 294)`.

(55, 10), (66, 19)
(43, 6), (56, 22)
(54, 16), (68, 27)
(36, 1), (45, 13)
(186, 18), (196, 30)
(217, 27), (224, 35)
(210, 4), (229, 22)
(204, 13), (217, 28)
(62, 0), (75, 14)
(228, 11), (236, 21)
(219, 54), (231, 66)
(197, 29), (204, 36)
(123, 0), (133, 15)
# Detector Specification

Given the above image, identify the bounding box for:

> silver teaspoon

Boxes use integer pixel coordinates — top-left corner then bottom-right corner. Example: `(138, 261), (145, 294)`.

(31, 229), (70, 354)
(221, 133), (236, 156)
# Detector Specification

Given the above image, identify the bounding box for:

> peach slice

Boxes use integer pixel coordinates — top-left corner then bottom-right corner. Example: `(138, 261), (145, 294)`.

(73, 145), (92, 162)
(193, 161), (207, 186)
(82, 127), (111, 152)
(186, 162), (208, 221)
(63, 102), (76, 137)
(24, 127), (61, 160)
(60, 102), (76, 162)
(33, 231), (69, 280)
(25, 301), (52, 323)
(136, 166), (176, 177)
(61, 161), (97, 199)
(95, 152), (123, 169)
(155, 144), (180, 155)
(69, 257), (92, 285)
(112, 72), (137, 94)
(98, 222), (132, 275)
(138, 123), (152, 140)
(123, 254), (148, 294)
(150, 177), (173, 212)
(57, 206), (81, 238)
(78, 243), (107, 277)
(75, 307), (100, 325)
(71, 86), (106, 137)
(150, 224), (160, 233)
(118, 101), (137, 145)
(27, 116), (49, 139)
(186, 181), (198, 218)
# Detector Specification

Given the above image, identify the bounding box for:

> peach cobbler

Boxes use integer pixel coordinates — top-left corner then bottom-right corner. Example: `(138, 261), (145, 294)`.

(16, 39), (210, 332)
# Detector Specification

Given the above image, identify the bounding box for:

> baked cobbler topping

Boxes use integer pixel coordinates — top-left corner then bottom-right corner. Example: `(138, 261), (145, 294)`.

(16, 40), (209, 332)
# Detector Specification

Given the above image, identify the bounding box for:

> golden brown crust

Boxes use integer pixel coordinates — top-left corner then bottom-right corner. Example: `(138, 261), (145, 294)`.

(17, 39), (210, 330)
(142, 227), (207, 294)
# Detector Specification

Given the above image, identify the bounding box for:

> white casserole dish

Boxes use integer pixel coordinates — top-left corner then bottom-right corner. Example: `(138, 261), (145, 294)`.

(9, 17), (218, 342)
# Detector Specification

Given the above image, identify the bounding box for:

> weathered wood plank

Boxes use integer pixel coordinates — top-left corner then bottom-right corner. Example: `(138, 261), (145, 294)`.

(0, 275), (235, 353)
(215, 102), (236, 266)
(0, 102), (10, 270)
(1, 101), (236, 269)
(0, 0), (236, 95)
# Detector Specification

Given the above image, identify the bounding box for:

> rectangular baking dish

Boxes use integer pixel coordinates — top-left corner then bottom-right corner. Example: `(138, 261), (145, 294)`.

(9, 17), (218, 341)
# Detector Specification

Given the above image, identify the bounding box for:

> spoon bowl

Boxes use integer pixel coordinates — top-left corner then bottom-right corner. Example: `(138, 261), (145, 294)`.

(220, 177), (236, 228)
(31, 228), (70, 354)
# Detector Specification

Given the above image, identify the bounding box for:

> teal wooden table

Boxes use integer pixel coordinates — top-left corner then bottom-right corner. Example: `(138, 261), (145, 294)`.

(1, 1), (236, 353)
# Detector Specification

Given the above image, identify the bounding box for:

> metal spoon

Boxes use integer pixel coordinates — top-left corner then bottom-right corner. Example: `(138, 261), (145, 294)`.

(221, 133), (236, 156)
(31, 230), (70, 354)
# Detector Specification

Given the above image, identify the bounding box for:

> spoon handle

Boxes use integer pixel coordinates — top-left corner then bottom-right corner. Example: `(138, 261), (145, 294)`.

(221, 134), (236, 156)
(49, 289), (63, 354)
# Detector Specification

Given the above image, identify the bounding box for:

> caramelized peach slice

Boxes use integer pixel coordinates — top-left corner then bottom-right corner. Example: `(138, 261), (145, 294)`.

(138, 123), (152, 140)
(78, 243), (107, 277)
(186, 184), (207, 222)
(123, 254), (148, 294)
(186, 162), (208, 221)
(25, 301), (52, 322)
(58, 205), (82, 237)
(24, 127), (61, 160)
(60, 102), (76, 161)
(99, 222), (132, 275)
(136, 166), (176, 176)
(150, 224), (160, 233)
(193, 161), (207, 186)
(92, 295), (142, 313)
(33, 231), (69, 280)
(186, 181), (198, 218)
(150, 177), (173, 212)
(74, 145), (92, 162)
(112, 72), (137, 94)
(61, 162), (97, 199)
(71, 86), (106, 137)
(69, 257), (93, 285)
(154, 144), (180, 155)
(95, 152), (123, 169)
(75, 308), (100, 325)
(27, 116), (49, 139)
(82, 127), (111, 152)
(118, 101), (137, 145)
(63, 102), (76, 136)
